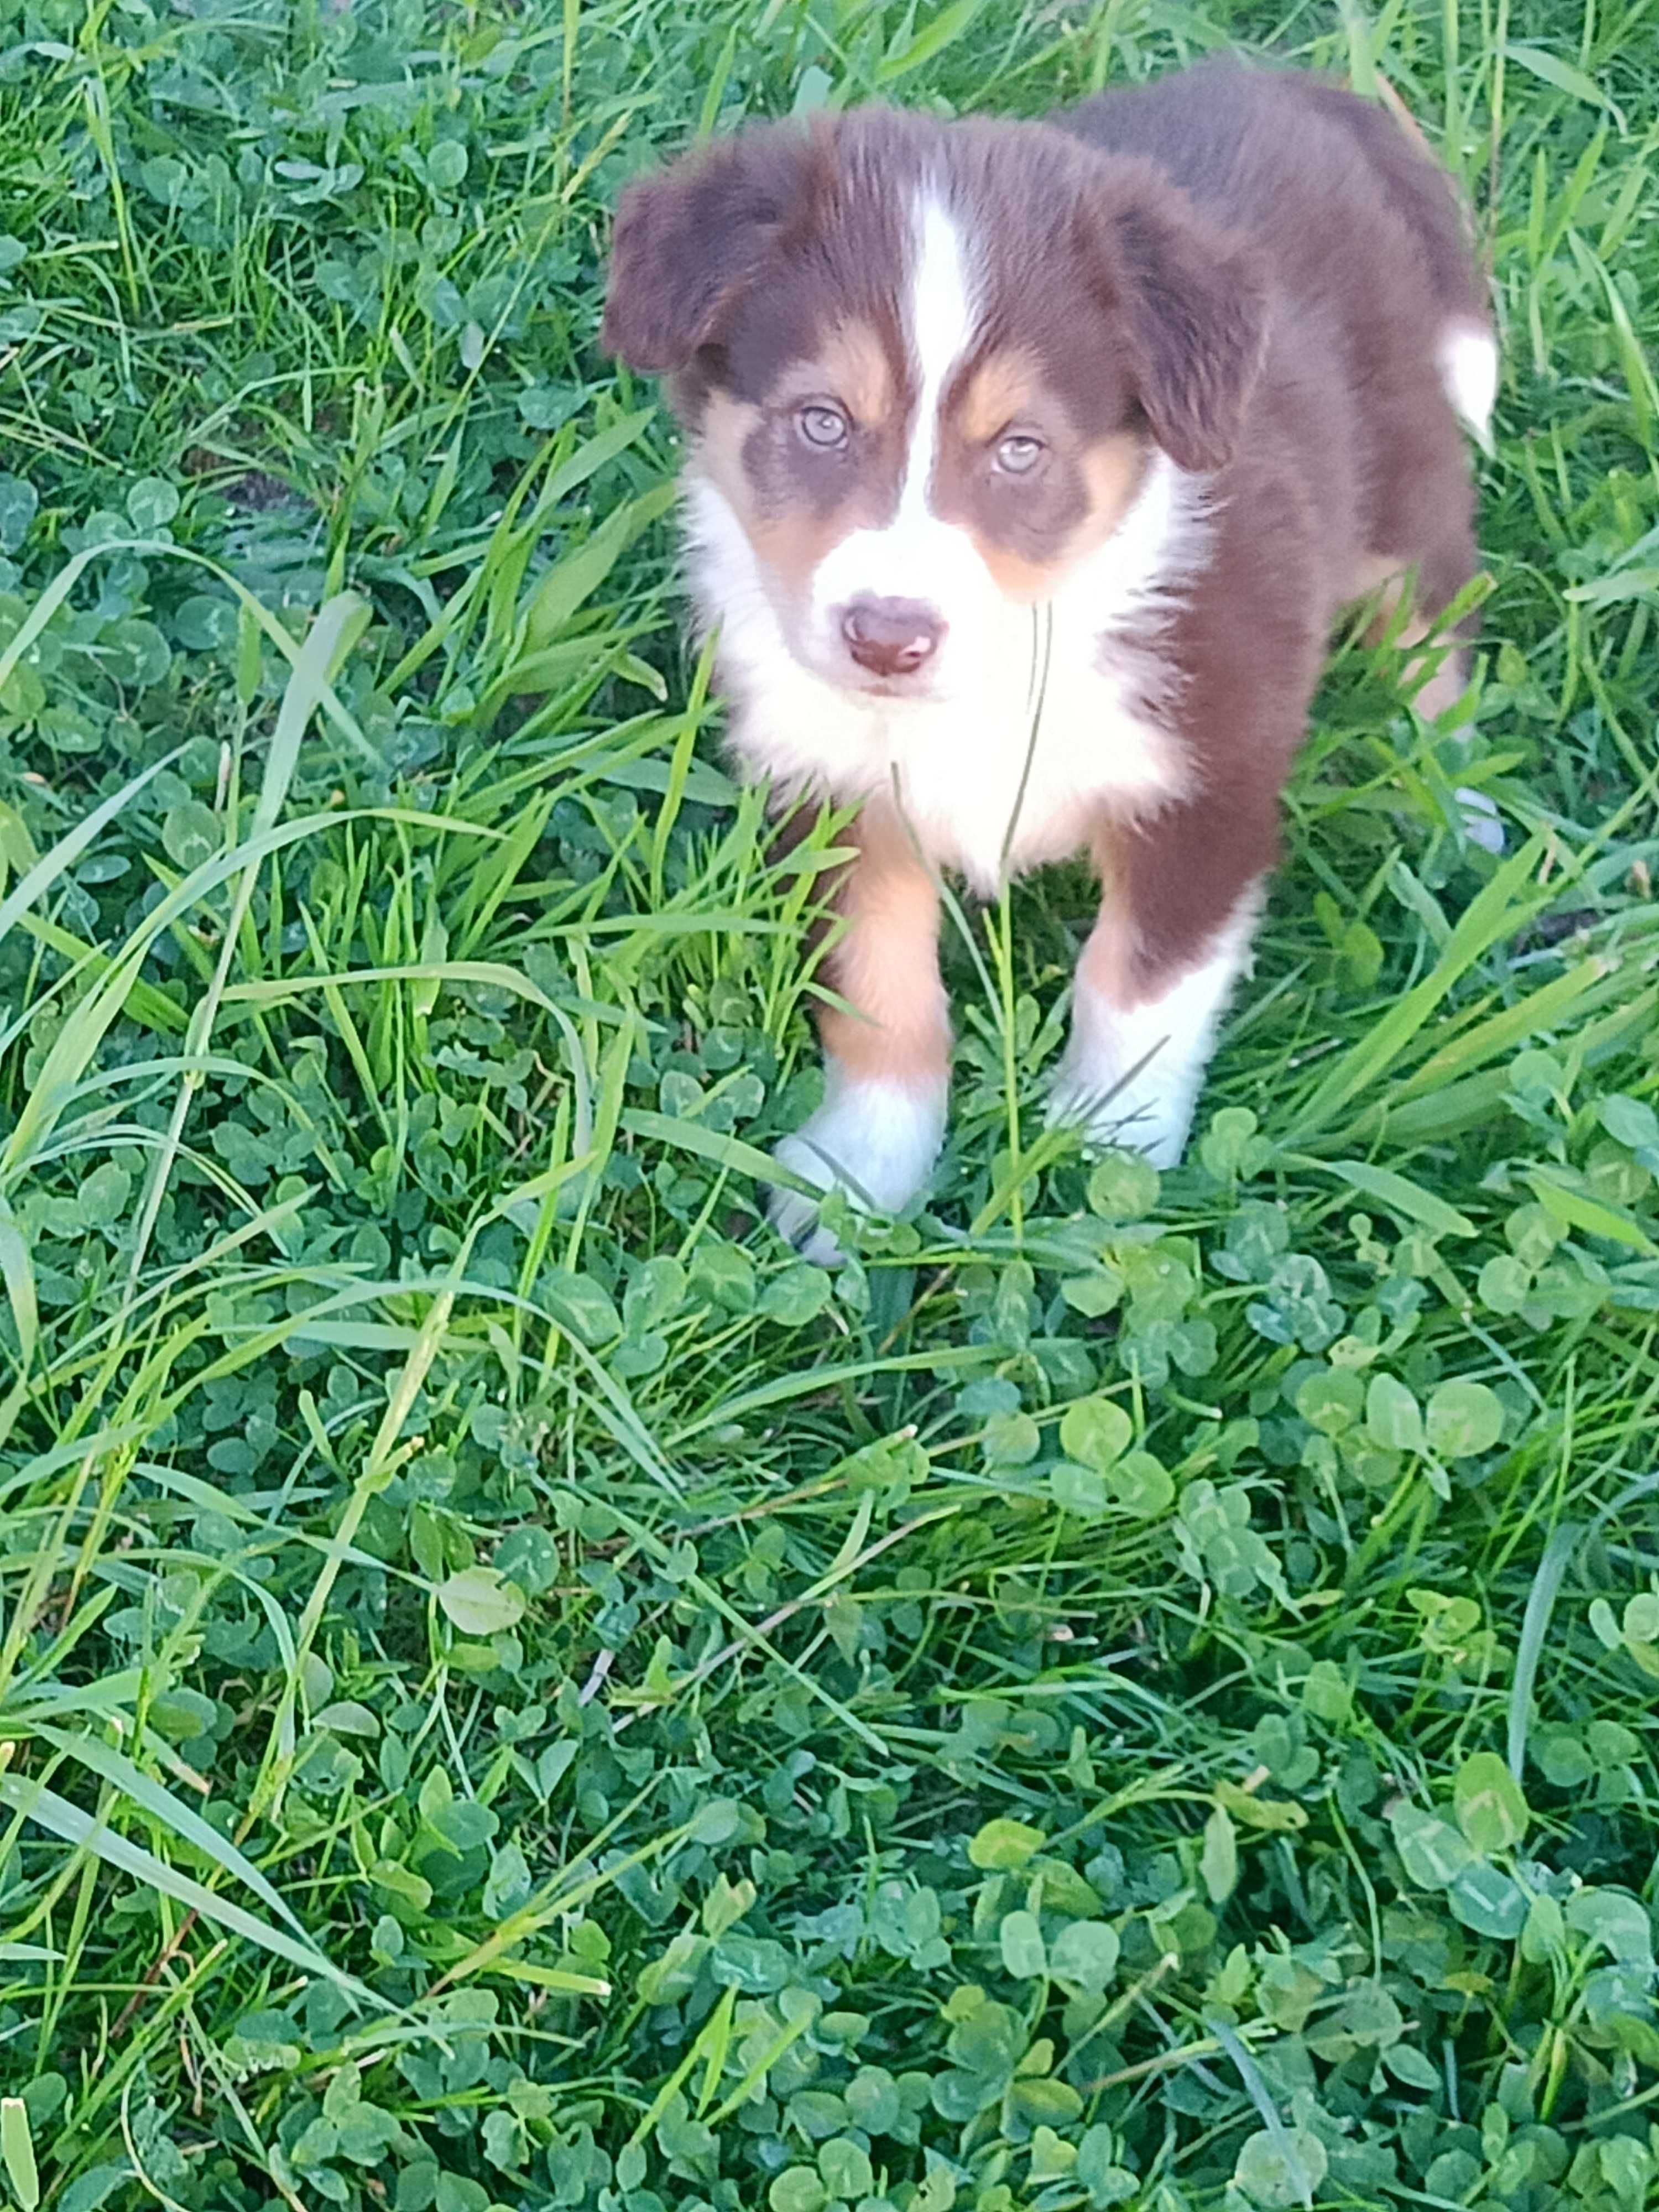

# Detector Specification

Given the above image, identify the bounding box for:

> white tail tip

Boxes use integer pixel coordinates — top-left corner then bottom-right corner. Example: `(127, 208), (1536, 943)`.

(1438, 323), (1498, 453)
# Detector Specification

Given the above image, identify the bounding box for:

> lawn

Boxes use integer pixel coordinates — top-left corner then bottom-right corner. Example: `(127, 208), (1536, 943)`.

(0, 0), (1657, 2203)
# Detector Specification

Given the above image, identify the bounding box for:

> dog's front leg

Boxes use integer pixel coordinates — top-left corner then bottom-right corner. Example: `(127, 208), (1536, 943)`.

(769, 801), (950, 1265)
(1050, 794), (1276, 1169)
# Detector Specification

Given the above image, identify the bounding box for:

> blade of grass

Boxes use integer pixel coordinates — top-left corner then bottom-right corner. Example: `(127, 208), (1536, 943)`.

(0, 1774), (379, 2005)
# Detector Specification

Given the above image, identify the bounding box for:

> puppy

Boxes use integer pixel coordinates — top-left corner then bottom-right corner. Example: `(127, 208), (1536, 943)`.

(601, 61), (1494, 1261)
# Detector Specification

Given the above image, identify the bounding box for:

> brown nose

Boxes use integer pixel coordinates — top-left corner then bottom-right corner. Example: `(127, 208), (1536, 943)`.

(842, 597), (945, 679)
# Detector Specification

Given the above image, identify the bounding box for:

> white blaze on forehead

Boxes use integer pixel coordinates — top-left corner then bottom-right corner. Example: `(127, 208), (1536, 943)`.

(900, 191), (979, 514)
(810, 189), (980, 613)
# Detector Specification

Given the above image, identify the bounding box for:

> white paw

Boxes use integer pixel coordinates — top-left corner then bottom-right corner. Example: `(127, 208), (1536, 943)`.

(1049, 900), (1259, 1172)
(766, 1075), (946, 1266)
(1047, 1044), (1195, 1170)
(1454, 785), (1505, 853)
(766, 1180), (850, 1270)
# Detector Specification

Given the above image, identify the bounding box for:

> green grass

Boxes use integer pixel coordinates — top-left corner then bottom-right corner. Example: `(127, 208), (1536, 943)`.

(0, 0), (1656, 2203)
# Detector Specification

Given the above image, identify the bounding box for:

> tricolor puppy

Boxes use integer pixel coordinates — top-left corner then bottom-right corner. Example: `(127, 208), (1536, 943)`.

(602, 61), (1495, 1261)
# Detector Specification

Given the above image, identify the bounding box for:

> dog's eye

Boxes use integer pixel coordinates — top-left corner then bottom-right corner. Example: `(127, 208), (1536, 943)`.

(797, 404), (851, 451)
(995, 433), (1045, 476)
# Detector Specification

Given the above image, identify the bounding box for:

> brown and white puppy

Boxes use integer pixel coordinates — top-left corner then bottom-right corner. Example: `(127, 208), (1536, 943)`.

(602, 61), (1495, 1261)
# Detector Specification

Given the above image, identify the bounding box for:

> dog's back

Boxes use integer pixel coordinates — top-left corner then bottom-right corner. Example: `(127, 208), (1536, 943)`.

(1062, 64), (1493, 612)
(1063, 62), (1485, 327)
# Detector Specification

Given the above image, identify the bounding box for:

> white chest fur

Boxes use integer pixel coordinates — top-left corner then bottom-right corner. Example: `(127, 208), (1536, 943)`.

(684, 451), (1207, 895)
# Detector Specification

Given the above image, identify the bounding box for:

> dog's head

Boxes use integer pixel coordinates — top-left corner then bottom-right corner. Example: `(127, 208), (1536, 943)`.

(602, 108), (1265, 702)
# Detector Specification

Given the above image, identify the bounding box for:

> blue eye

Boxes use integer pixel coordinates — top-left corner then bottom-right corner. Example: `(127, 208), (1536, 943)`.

(797, 404), (851, 450)
(995, 433), (1045, 475)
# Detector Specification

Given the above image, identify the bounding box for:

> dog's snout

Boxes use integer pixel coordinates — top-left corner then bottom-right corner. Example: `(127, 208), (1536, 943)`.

(841, 597), (945, 679)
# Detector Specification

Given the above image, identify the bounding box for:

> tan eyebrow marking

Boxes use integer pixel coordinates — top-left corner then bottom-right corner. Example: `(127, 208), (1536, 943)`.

(821, 321), (896, 426)
(954, 349), (1044, 444)
(770, 320), (898, 428)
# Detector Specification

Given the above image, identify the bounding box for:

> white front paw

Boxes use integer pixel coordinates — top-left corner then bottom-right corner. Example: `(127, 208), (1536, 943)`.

(1048, 901), (1259, 1173)
(766, 1076), (947, 1265)
(767, 1172), (851, 1270)
(1047, 1045), (1195, 1170)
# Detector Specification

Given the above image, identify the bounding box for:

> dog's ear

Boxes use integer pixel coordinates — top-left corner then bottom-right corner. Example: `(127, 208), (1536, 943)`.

(1086, 171), (1267, 473)
(602, 124), (821, 374)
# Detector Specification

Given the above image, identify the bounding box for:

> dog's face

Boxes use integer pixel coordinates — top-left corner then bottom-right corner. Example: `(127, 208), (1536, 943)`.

(602, 109), (1265, 705)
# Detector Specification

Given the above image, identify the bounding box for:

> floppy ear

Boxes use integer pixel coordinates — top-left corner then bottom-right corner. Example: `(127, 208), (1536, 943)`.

(602, 124), (820, 374)
(1093, 176), (1267, 473)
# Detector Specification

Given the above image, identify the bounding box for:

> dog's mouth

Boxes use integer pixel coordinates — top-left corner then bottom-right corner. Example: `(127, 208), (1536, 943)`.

(784, 635), (945, 705)
(813, 644), (948, 705)
(848, 670), (933, 701)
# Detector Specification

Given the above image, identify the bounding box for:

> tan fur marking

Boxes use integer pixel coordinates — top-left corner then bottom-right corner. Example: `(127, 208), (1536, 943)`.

(1349, 552), (1467, 656)
(816, 803), (950, 1086)
(1073, 827), (1139, 1010)
(972, 433), (1148, 602)
(1074, 902), (1139, 1012)
(957, 351), (1043, 445)
(748, 506), (870, 604)
(1081, 433), (1150, 521)
(1074, 820), (1236, 1013)
(1407, 645), (1469, 723)
(698, 392), (764, 520)
(698, 391), (881, 604)
(819, 322), (895, 429)
(970, 541), (1062, 601)
(1349, 553), (1413, 646)
(765, 322), (896, 429)
(1349, 550), (1408, 601)
(1349, 549), (1470, 711)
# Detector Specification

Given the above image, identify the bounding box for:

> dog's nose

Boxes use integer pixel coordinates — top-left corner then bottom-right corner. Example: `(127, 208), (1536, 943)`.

(842, 598), (945, 679)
